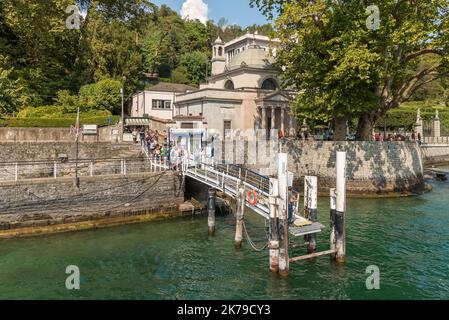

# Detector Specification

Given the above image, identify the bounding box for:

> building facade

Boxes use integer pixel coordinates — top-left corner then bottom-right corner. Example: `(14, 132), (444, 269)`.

(174, 33), (297, 139)
(131, 82), (197, 121)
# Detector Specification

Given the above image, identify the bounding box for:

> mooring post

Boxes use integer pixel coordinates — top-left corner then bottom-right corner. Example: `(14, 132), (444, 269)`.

(330, 188), (337, 256)
(234, 186), (245, 249)
(306, 176), (318, 253)
(269, 178), (280, 273)
(277, 153), (289, 276)
(335, 152), (346, 263)
(207, 188), (217, 236)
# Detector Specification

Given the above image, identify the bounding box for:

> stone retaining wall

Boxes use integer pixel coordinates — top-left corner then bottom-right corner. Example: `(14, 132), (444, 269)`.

(0, 172), (184, 232)
(421, 144), (449, 165)
(0, 126), (118, 142)
(0, 142), (141, 162)
(281, 141), (425, 195)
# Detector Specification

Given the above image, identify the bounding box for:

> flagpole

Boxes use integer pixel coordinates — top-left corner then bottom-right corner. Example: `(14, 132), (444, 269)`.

(75, 107), (80, 188)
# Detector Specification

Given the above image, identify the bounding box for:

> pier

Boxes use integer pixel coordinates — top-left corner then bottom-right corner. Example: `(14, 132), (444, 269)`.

(170, 149), (348, 275)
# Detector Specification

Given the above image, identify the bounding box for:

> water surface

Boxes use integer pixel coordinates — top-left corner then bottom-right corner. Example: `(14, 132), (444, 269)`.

(0, 174), (448, 300)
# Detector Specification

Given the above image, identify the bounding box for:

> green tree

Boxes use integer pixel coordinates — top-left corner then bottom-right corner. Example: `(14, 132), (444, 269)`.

(251, 0), (449, 140)
(79, 78), (122, 113)
(180, 51), (210, 85)
(77, 1), (154, 94)
(184, 20), (209, 53)
(141, 5), (186, 78)
(1, 0), (81, 106)
(171, 66), (190, 84)
(0, 63), (23, 115)
(244, 23), (274, 36)
(54, 90), (81, 113)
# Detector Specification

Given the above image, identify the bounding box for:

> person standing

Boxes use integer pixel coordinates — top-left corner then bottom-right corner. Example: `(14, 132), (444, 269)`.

(278, 129), (284, 140)
(139, 128), (145, 147)
(161, 144), (167, 161)
(287, 187), (296, 225)
(132, 128), (138, 144)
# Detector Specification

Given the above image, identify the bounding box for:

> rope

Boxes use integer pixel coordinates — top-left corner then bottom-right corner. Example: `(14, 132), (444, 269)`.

(0, 172), (167, 214)
(243, 221), (268, 252)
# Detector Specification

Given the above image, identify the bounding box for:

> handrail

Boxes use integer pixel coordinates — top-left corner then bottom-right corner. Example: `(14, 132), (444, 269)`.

(0, 157), (153, 165)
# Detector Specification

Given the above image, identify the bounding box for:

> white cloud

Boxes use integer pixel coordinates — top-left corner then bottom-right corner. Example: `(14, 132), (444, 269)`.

(180, 0), (209, 24)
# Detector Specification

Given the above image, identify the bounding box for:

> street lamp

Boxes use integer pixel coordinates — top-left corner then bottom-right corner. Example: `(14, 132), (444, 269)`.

(120, 75), (126, 140)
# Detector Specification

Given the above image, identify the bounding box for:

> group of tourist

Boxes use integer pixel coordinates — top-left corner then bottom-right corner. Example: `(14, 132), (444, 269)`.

(373, 132), (422, 143)
(131, 128), (168, 160)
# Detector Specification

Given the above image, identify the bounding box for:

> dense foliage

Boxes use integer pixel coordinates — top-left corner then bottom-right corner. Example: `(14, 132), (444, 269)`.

(251, 0), (449, 140)
(0, 0), (272, 123)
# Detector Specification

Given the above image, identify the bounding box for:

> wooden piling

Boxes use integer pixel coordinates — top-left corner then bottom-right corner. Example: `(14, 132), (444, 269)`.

(277, 153), (289, 276)
(335, 152), (346, 263)
(207, 188), (216, 236)
(268, 178), (280, 273)
(234, 186), (245, 249)
(305, 176), (318, 254)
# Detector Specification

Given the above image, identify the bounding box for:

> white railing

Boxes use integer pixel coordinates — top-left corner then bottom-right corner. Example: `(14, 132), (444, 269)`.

(423, 136), (449, 144)
(0, 158), (168, 183)
(181, 154), (271, 219)
(140, 143), (170, 172)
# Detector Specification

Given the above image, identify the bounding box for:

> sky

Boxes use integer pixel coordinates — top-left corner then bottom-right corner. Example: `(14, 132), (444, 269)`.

(151, 0), (272, 27)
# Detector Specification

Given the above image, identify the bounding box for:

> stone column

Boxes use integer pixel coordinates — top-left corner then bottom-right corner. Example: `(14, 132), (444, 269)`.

(271, 107), (276, 130)
(434, 110), (441, 138)
(288, 110), (296, 137)
(415, 108), (423, 139)
(261, 106), (266, 130)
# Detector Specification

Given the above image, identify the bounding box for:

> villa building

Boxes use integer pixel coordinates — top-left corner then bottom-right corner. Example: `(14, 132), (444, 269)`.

(174, 33), (297, 138)
(130, 33), (298, 139)
(131, 82), (197, 120)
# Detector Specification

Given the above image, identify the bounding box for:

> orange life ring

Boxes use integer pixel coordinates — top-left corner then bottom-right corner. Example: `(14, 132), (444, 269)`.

(247, 190), (258, 206)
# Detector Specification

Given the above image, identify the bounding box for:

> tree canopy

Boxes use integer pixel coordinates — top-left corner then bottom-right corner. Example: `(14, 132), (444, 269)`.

(251, 0), (449, 140)
(0, 0), (272, 118)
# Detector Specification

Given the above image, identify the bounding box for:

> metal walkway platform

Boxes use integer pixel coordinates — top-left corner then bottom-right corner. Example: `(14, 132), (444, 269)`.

(289, 222), (325, 237)
(180, 157), (324, 237)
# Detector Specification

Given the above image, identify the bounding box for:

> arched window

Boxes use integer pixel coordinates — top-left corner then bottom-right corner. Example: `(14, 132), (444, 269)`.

(261, 78), (278, 90)
(218, 46), (223, 56)
(224, 80), (235, 90)
(214, 47), (217, 56)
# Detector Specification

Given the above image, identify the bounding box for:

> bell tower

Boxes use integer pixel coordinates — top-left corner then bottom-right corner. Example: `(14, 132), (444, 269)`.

(211, 36), (225, 76)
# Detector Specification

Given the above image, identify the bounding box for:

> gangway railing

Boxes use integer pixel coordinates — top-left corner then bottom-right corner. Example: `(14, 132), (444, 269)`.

(182, 155), (271, 219)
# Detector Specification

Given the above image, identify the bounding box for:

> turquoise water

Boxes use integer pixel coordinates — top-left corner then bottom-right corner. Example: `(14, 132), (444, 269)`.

(0, 170), (448, 299)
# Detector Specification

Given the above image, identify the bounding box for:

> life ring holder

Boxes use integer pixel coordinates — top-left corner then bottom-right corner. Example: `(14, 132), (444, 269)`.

(247, 190), (258, 206)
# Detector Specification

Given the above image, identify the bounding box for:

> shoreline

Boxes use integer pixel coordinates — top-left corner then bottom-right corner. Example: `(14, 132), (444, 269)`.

(0, 204), (206, 240)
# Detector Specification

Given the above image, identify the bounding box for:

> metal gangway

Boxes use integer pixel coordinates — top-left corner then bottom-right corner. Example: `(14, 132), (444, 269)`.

(139, 139), (324, 237)
(180, 155), (324, 237)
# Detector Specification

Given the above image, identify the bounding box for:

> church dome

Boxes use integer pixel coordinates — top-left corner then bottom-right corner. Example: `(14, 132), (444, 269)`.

(228, 42), (275, 70)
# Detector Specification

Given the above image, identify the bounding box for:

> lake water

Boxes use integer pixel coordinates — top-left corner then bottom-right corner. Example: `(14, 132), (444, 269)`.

(0, 167), (448, 300)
